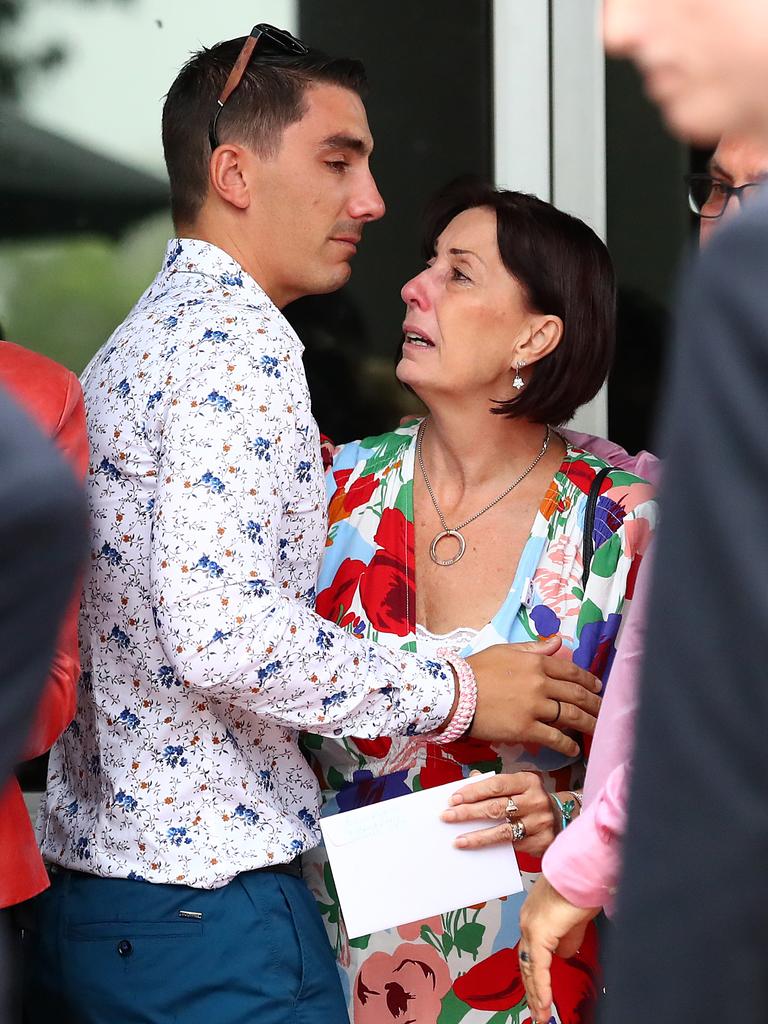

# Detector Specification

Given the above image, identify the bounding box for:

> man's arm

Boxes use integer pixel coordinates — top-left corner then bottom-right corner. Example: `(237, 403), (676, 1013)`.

(149, 338), (455, 738)
(607, 203), (768, 1022)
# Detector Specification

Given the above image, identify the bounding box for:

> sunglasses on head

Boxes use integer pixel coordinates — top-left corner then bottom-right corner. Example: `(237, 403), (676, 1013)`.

(208, 23), (309, 150)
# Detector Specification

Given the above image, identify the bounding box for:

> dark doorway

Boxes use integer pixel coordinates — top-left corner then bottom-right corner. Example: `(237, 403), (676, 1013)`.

(291, 1), (493, 444)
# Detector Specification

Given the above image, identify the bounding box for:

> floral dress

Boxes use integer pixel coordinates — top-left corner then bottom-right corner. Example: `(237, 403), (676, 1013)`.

(302, 420), (656, 1024)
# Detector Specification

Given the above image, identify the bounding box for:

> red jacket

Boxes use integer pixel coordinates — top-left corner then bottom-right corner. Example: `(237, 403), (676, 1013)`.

(0, 341), (88, 908)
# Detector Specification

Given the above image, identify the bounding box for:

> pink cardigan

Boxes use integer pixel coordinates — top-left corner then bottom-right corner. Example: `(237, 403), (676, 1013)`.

(541, 432), (661, 915)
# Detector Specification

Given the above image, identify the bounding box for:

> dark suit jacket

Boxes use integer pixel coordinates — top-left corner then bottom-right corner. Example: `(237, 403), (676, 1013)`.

(0, 385), (87, 788)
(606, 197), (768, 1020)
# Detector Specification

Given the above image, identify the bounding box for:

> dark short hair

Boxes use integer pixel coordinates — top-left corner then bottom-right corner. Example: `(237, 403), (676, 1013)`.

(421, 178), (616, 425)
(162, 36), (367, 226)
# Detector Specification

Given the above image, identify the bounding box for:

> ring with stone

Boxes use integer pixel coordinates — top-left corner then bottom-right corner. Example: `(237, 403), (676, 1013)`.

(504, 797), (520, 824)
(509, 819), (526, 843)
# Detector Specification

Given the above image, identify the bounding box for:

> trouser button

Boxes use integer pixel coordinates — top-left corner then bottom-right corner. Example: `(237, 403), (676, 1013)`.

(117, 939), (133, 957)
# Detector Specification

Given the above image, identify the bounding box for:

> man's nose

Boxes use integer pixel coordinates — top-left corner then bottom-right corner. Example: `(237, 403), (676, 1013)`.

(602, 0), (643, 57)
(350, 169), (386, 223)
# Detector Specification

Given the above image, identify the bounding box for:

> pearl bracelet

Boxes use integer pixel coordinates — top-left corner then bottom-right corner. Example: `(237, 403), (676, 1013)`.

(432, 648), (478, 745)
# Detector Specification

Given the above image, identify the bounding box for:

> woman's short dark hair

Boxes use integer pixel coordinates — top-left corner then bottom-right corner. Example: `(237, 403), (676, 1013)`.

(162, 38), (367, 227)
(421, 178), (616, 425)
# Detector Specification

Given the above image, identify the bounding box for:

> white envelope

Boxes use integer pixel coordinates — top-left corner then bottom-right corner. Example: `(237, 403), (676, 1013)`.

(319, 772), (523, 939)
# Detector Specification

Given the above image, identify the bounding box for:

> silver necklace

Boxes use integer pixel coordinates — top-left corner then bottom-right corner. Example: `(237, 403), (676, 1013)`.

(417, 420), (551, 566)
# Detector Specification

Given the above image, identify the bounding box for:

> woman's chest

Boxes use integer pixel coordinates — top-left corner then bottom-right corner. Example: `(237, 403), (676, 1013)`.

(414, 497), (540, 633)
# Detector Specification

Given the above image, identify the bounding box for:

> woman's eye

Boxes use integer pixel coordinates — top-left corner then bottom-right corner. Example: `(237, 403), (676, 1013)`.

(450, 266), (471, 283)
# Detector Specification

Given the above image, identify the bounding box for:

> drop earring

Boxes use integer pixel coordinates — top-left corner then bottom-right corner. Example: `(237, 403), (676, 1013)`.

(512, 360), (526, 391)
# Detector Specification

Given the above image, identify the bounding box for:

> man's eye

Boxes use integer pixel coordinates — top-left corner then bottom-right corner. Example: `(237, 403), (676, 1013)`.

(326, 161), (349, 173)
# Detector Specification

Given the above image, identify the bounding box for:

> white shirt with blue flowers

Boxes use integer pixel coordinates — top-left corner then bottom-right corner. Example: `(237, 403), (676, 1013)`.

(39, 238), (454, 889)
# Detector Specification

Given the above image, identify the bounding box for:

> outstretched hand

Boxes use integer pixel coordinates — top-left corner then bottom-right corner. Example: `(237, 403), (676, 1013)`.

(467, 637), (602, 757)
(518, 874), (600, 1023)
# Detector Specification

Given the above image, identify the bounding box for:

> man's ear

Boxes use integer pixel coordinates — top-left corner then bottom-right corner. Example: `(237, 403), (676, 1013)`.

(513, 314), (563, 368)
(208, 145), (251, 211)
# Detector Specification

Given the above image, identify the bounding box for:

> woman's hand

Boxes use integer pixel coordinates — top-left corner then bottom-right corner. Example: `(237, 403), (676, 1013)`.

(518, 875), (600, 1024)
(440, 771), (564, 857)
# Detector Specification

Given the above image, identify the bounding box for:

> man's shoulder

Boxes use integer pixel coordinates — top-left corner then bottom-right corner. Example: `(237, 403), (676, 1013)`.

(699, 192), (768, 277)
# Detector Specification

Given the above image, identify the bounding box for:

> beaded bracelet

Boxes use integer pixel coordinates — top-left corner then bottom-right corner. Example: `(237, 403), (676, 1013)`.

(549, 792), (577, 832)
(432, 648), (478, 745)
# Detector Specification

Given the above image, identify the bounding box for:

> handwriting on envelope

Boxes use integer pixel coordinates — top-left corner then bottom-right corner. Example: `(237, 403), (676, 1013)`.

(319, 772), (523, 940)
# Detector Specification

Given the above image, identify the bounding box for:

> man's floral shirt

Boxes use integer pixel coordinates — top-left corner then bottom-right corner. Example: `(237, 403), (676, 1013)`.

(39, 240), (454, 888)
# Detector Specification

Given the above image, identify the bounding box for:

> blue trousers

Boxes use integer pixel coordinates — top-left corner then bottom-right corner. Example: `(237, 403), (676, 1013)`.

(22, 867), (346, 1024)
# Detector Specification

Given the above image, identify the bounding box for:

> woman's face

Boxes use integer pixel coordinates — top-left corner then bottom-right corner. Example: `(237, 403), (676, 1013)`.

(396, 206), (533, 406)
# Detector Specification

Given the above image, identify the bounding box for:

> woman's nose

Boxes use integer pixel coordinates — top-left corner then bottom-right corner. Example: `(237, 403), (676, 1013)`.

(400, 270), (429, 308)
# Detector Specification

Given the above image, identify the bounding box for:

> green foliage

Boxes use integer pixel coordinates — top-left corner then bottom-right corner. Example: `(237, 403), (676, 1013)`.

(437, 989), (471, 1024)
(453, 921), (485, 957)
(0, 211), (172, 372)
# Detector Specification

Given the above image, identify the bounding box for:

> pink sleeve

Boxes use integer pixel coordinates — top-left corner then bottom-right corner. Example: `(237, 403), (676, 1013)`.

(541, 542), (656, 916)
(542, 762), (629, 915)
(561, 430), (662, 486)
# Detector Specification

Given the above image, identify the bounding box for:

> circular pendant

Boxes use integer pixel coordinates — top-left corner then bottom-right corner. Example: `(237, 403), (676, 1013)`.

(429, 529), (466, 566)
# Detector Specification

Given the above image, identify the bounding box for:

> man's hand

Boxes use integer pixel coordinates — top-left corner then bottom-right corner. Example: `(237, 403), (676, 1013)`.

(518, 874), (600, 1023)
(466, 638), (601, 757)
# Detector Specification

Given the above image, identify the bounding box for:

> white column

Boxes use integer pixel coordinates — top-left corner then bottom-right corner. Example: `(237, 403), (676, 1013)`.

(552, 0), (608, 436)
(492, 0), (551, 201)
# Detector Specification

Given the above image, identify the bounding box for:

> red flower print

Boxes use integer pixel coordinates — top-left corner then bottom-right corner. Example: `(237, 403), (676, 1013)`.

(373, 506), (408, 555)
(354, 943), (451, 1024)
(419, 747), (464, 789)
(515, 850), (542, 874)
(352, 736), (393, 759)
(359, 550), (412, 636)
(442, 737), (500, 766)
(316, 557), (365, 625)
(319, 433), (336, 471)
(549, 920), (599, 1023)
(453, 946), (525, 1011)
(328, 470), (380, 526)
(453, 932), (598, 1021)
(358, 507), (413, 636)
(568, 460), (613, 497)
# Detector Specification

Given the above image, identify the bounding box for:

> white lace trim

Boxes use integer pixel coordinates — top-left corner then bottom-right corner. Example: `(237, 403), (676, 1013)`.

(415, 621), (479, 658)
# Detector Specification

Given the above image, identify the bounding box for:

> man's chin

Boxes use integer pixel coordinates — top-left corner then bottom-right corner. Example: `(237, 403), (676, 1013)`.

(648, 81), (733, 145)
(313, 263), (353, 295)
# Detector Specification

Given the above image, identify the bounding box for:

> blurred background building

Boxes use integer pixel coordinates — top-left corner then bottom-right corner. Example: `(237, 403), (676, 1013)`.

(0, 0), (700, 451)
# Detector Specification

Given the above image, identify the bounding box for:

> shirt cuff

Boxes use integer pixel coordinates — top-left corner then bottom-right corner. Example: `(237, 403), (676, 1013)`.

(542, 800), (621, 914)
(397, 654), (456, 735)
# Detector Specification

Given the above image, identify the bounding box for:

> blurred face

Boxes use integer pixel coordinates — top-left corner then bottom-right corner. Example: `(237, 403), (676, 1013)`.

(698, 132), (768, 246)
(603, 0), (768, 145)
(244, 84), (385, 306)
(397, 207), (535, 406)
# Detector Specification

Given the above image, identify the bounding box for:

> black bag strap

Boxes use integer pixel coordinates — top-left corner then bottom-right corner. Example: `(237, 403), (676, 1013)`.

(582, 466), (612, 592)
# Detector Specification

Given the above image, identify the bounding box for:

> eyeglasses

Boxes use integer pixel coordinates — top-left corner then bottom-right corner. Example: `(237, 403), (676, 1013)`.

(208, 23), (309, 151)
(684, 173), (766, 220)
